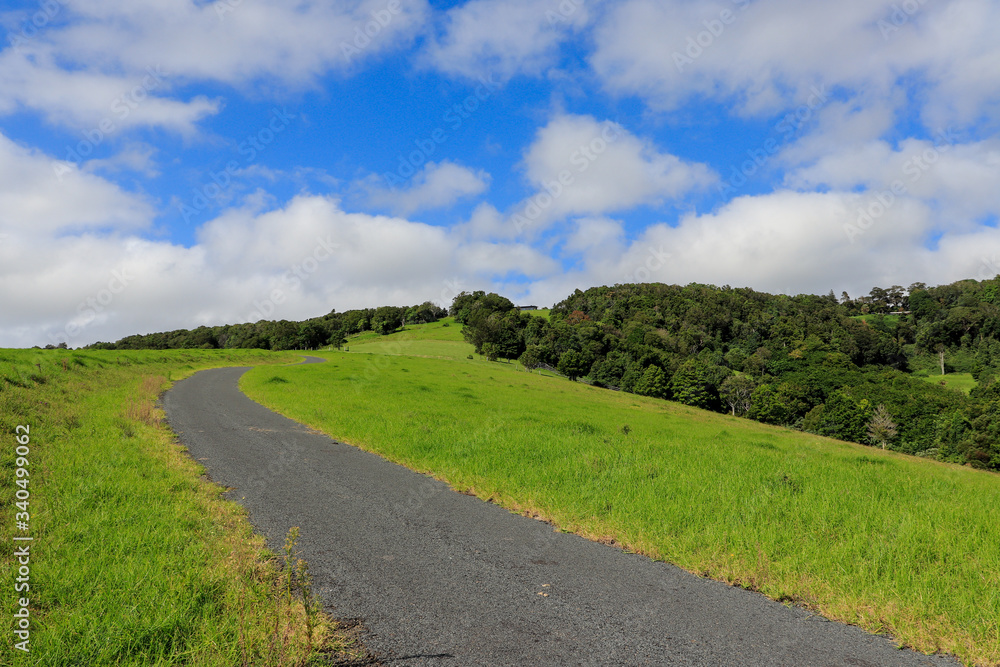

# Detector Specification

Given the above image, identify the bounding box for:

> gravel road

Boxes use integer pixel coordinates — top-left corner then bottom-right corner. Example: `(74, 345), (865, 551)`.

(162, 359), (959, 666)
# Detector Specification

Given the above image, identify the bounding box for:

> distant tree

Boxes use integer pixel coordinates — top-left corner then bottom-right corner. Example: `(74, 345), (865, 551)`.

(720, 374), (756, 416)
(815, 390), (874, 443)
(371, 306), (404, 335)
(267, 321), (299, 350)
(868, 286), (890, 314)
(909, 289), (939, 322)
(589, 350), (630, 387)
(887, 285), (906, 311)
(670, 359), (729, 411)
(328, 329), (346, 350)
(407, 301), (447, 324)
(297, 322), (327, 349)
(557, 350), (589, 381)
(867, 404), (898, 449)
(449, 291), (484, 322)
(519, 345), (542, 372)
(633, 365), (669, 399)
(481, 342), (499, 362)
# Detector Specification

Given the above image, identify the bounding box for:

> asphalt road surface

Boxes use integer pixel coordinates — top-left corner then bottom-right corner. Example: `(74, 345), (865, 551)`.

(163, 359), (960, 666)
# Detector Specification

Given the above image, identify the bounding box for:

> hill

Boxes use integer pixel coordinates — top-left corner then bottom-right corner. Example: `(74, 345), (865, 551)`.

(241, 326), (1000, 666)
(85, 277), (1000, 472)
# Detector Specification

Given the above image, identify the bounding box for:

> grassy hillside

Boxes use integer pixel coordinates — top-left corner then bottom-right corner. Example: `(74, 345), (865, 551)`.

(1, 349), (363, 665)
(342, 317), (566, 379)
(344, 317), (473, 360)
(243, 333), (1000, 666)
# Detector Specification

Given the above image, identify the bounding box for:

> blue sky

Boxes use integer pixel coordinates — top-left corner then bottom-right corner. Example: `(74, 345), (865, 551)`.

(1, 0), (999, 347)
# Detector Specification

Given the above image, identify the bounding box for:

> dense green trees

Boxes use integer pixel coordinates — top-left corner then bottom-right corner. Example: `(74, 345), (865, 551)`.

(92, 301), (448, 353)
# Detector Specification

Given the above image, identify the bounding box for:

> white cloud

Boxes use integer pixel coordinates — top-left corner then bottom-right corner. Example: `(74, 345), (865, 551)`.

(360, 161), (491, 215)
(590, 0), (1000, 128)
(457, 202), (510, 241)
(0, 132), (153, 235)
(0, 51), (221, 136)
(512, 113), (716, 232)
(0, 188), (558, 347)
(512, 189), (1000, 309)
(0, 0), (429, 133)
(563, 217), (625, 261)
(787, 135), (1000, 227)
(423, 0), (589, 80)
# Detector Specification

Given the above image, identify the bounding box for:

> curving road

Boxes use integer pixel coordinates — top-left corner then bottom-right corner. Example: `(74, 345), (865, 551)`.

(163, 359), (959, 666)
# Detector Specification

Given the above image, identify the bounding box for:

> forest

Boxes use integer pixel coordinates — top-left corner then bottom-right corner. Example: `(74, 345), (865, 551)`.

(81, 277), (1000, 471)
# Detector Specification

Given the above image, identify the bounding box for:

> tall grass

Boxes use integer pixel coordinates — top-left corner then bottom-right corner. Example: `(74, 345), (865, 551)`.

(244, 351), (1000, 666)
(0, 349), (365, 665)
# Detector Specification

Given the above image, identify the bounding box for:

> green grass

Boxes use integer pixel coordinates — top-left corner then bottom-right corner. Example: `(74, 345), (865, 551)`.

(852, 314), (903, 324)
(344, 318), (475, 360)
(524, 308), (550, 319)
(1, 349), (364, 665)
(243, 349), (1000, 666)
(918, 372), (978, 396)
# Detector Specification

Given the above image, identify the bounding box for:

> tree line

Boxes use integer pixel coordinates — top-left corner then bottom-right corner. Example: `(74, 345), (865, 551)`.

(86, 302), (447, 352)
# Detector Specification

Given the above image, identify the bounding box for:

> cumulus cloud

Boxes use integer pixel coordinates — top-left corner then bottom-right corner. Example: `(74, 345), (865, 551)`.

(0, 0), (429, 133)
(0, 188), (558, 347)
(511, 113), (716, 232)
(787, 134), (1000, 227)
(359, 161), (491, 215)
(512, 189), (1000, 309)
(0, 131), (153, 235)
(422, 0), (590, 81)
(590, 0), (1000, 127)
(0, 52), (220, 136)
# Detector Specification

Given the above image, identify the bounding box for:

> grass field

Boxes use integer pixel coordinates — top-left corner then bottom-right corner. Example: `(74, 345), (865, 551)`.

(243, 345), (1000, 666)
(1, 349), (364, 665)
(344, 318), (473, 360)
(852, 313), (903, 324)
(919, 372), (978, 395)
(342, 318), (567, 378)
